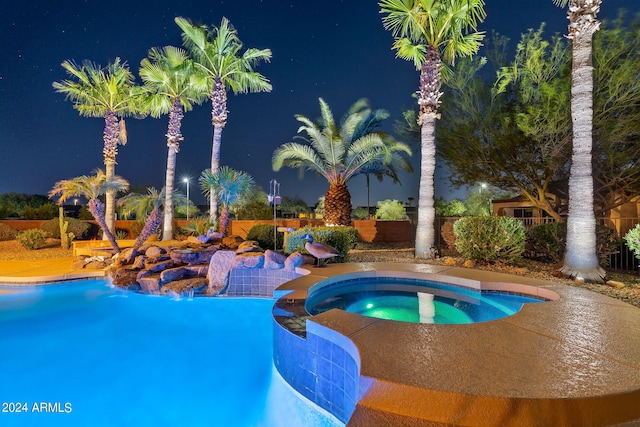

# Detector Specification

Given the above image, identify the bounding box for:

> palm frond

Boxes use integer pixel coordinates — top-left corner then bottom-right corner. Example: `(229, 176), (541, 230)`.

(272, 142), (328, 178)
(49, 169), (129, 203)
(199, 166), (254, 207)
(117, 187), (164, 219)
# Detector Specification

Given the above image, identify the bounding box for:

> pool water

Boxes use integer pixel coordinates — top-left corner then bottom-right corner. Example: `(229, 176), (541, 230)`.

(306, 279), (544, 324)
(0, 280), (343, 427)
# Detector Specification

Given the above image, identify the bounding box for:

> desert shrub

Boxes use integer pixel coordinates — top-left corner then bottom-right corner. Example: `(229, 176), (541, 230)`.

(375, 199), (407, 220)
(528, 222), (619, 266)
(40, 217), (90, 240)
(128, 220), (145, 238)
(246, 224), (284, 250)
(0, 223), (19, 241)
(179, 217), (216, 236)
(16, 229), (48, 250)
(454, 216), (525, 263)
(285, 226), (358, 263)
(21, 203), (58, 220)
(351, 207), (369, 219)
(625, 224), (640, 261)
(440, 221), (456, 251)
(115, 229), (129, 240)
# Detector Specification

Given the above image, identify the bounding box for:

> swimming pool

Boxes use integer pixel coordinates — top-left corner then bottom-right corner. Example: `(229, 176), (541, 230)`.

(305, 277), (545, 324)
(0, 280), (343, 427)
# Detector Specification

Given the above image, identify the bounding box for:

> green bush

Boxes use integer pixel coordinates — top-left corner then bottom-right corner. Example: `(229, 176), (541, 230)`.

(285, 226), (358, 263)
(375, 199), (407, 220)
(0, 223), (19, 241)
(246, 224), (284, 249)
(528, 222), (619, 266)
(234, 200), (272, 220)
(454, 216), (525, 263)
(0, 206), (10, 219)
(625, 224), (640, 261)
(21, 203), (58, 220)
(527, 222), (565, 262)
(16, 229), (48, 250)
(78, 206), (94, 220)
(40, 217), (90, 240)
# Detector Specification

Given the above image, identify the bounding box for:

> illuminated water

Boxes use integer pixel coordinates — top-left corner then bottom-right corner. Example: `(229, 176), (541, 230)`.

(0, 280), (343, 427)
(307, 278), (544, 324)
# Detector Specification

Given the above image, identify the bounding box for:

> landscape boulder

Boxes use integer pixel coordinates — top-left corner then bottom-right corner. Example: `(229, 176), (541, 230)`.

(264, 250), (286, 269)
(284, 252), (304, 271)
(170, 246), (218, 265)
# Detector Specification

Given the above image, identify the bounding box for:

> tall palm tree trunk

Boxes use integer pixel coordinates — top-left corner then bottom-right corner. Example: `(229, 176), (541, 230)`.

(102, 110), (121, 240)
(209, 79), (228, 225)
(162, 98), (184, 240)
(561, 24), (604, 282)
(416, 117), (437, 258)
(415, 47), (442, 259)
(210, 125), (222, 223)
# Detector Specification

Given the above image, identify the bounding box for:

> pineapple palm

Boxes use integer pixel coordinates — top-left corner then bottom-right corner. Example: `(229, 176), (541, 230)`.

(139, 46), (208, 240)
(379, 0), (486, 258)
(49, 169), (129, 253)
(272, 98), (412, 226)
(53, 58), (142, 239)
(554, 0), (605, 282)
(175, 17), (272, 224)
(199, 167), (255, 236)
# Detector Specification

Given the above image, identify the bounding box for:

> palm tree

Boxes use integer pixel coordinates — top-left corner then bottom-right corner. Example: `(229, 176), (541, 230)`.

(139, 46), (208, 241)
(53, 58), (141, 239)
(361, 136), (413, 218)
(272, 98), (412, 226)
(49, 169), (129, 253)
(553, 0), (605, 282)
(199, 166), (255, 236)
(175, 16), (272, 224)
(117, 187), (176, 249)
(379, 0), (486, 258)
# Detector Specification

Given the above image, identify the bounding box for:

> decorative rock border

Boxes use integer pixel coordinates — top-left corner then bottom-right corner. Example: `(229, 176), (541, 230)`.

(92, 236), (308, 297)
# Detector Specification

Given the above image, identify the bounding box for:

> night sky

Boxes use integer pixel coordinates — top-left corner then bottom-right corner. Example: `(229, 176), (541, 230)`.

(1, 0), (638, 207)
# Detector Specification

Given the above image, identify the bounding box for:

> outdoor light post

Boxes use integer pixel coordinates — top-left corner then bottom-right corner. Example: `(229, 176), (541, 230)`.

(268, 179), (281, 250)
(183, 178), (190, 221)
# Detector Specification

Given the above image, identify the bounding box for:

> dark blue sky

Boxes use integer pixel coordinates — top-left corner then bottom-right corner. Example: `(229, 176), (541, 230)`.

(1, 0), (638, 207)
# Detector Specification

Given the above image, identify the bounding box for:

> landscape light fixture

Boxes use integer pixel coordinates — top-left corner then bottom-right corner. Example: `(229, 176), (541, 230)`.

(268, 179), (281, 250)
(183, 178), (190, 221)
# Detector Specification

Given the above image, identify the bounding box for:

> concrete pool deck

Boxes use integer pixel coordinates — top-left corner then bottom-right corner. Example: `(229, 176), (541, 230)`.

(276, 262), (640, 426)
(0, 257), (104, 285)
(2, 258), (640, 425)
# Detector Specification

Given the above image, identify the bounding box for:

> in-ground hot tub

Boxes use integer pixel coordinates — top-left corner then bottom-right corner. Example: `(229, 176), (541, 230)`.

(272, 263), (640, 426)
(305, 276), (548, 324)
